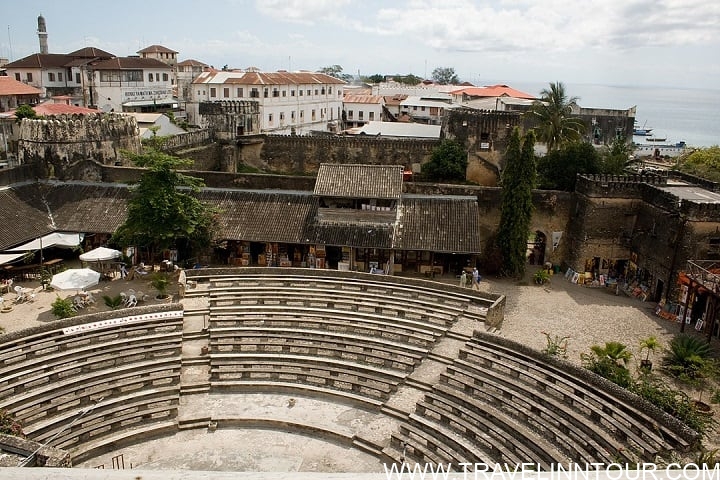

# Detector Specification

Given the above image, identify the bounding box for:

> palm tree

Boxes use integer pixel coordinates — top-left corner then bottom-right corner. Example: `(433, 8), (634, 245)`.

(527, 82), (586, 152)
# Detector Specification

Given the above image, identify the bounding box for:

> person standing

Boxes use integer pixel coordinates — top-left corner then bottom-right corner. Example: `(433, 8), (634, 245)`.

(460, 270), (467, 288)
(472, 268), (481, 290)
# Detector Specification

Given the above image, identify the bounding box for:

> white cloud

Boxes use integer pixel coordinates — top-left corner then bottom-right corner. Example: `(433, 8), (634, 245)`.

(255, 0), (352, 25)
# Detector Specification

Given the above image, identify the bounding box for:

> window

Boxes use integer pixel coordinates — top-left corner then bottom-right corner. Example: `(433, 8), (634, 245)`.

(369, 112), (375, 121)
(272, 88), (279, 97)
(300, 110), (304, 119)
(311, 109), (316, 121)
(148, 73), (154, 82)
(359, 111), (364, 120)
(282, 90), (286, 97)
(27, 73), (33, 82)
(421, 106), (426, 112)
(163, 73), (169, 81)
(348, 110), (353, 119)
(250, 88), (259, 98)
(299, 90), (303, 96)
(307, 89), (311, 96)
(280, 112), (284, 121)
(314, 89), (319, 95)
(264, 88), (269, 98)
(14, 73), (20, 81)
(268, 113), (273, 124)
(58, 72), (63, 81)
(291, 90), (295, 97)
(321, 87), (325, 94)
(329, 87), (332, 94)
(237, 88), (243, 97)
(210, 87), (217, 97)
(48, 72), (55, 82)
(291, 111), (295, 120)
(75, 73), (80, 83)
(223, 88), (230, 98)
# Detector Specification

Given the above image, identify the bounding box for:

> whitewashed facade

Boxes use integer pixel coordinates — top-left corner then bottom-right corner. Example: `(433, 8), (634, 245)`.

(90, 57), (175, 113)
(191, 70), (345, 134)
(342, 94), (384, 128)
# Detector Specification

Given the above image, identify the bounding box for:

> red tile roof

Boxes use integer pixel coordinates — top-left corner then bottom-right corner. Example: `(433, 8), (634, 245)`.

(0, 77), (42, 96)
(4, 53), (71, 69)
(451, 84), (536, 99)
(343, 94), (384, 104)
(67, 47), (115, 58)
(2, 103), (97, 117)
(177, 59), (208, 67)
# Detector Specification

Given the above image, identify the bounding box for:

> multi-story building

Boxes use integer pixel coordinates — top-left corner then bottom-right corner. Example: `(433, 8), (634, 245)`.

(191, 70), (345, 134)
(399, 95), (456, 125)
(342, 93), (384, 128)
(175, 59), (209, 123)
(88, 56), (174, 113)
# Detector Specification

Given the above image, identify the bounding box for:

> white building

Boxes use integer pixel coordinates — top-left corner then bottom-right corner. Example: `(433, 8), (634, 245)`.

(89, 57), (174, 113)
(191, 70), (345, 134)
(399, 95), (456, 125)
(342, 93), (384, 128)
(122, 112), (186, 139)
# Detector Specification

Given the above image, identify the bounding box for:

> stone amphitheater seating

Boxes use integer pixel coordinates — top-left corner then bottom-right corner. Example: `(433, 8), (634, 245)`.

(0, 306), (183, 462)
(0, 268), (699, 470)
(387, 330), (698, 469)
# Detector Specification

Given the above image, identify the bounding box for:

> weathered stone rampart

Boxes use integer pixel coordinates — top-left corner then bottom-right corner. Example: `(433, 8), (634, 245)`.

(17, 113), (141, 180)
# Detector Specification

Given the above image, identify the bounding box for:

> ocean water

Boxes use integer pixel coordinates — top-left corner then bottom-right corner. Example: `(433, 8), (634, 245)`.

(503, 81), (720, 148)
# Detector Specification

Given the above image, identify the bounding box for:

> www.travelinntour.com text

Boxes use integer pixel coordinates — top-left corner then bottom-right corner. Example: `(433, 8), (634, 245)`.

(382, 462), (720, 480)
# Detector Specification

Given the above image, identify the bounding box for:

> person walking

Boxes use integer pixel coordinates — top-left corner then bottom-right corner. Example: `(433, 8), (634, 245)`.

(460, 270), (467, 288)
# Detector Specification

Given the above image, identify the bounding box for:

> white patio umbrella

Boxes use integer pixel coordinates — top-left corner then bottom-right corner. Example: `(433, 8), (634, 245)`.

(50, 268), (101, 292)
(79, 247), (122, 262)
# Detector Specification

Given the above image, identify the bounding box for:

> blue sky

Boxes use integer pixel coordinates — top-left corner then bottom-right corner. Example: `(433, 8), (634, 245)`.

(2, 0), (719, 90)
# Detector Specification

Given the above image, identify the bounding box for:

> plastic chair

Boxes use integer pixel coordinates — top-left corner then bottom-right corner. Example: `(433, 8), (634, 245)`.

(125, 294), (137, 308)
(14, 286), (27, 303)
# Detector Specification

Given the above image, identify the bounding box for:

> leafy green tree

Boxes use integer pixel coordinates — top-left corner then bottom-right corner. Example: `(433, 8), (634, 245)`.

(581, 341), (634, 388)
(675, 146), (720, 182)
(111, 148), (216, 262)
(318, 65), (353, 82)
(364, 74), (385, 84)
(14, 104), (38, 123)
(526, 82), (586, 152)
(600, 136), (633, 174)
(537, 141), (601, 191)
(496, 128), (536, 278)
(392, 74), (423, 85)
(431, 67), (459, 85)
(422, 139), (467, 182)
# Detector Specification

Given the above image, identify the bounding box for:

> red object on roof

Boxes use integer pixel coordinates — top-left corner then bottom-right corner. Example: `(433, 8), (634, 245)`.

(4, 103), (97, 118)
(450, 84), (536, 99)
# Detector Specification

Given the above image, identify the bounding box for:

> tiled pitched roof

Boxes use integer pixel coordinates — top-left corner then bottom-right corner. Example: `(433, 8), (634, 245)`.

(91, 57), (172, 70)
(0, 186), (54, 250)
(314, 164), (403, 199)
(42, 183), (130, 233)
(67, 47), (115, 59)
(194, 71), (346, 86)
(137, 45), (178, 54)
(177, 59), (208, 67)
(198, 190), (315, 243)
(4, 53), (70, 69)
(450, 84), (536, 100)
(0, 77), (42, 96)
(395, 196), (481, 253)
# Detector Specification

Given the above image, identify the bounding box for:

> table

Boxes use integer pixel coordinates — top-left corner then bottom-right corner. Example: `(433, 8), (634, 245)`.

(42, 258), (64, 274)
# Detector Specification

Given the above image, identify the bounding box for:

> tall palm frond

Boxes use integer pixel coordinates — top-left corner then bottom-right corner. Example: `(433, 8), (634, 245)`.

(527, 82), (587, 152)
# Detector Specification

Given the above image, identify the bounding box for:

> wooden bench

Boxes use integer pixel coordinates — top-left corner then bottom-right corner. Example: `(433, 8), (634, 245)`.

(463, 338), (687, 453)
(210, 353), (406, 400)
(5, 360), (181, 424)
(458, 344), (660, 458)
(210, 304), (447, 338)
(209, 311), (439, 347)
(210, 327), (424, 372)
(442, 363), (619, 463)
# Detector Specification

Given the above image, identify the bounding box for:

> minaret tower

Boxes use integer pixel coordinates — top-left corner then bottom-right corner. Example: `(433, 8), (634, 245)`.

(37, 14), (48, 54)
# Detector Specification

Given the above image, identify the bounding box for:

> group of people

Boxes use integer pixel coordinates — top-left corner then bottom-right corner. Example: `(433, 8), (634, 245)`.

(459, 267), (482, 290)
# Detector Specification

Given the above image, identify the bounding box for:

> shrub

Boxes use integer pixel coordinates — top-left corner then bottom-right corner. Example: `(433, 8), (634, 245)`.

(581, 342), (633, 388)
(663, 334), (711, 379)
(541, 331), (569, 358)
(102, 294), (124, 309)
(51, 296), (76, 319)
(151, 273), (170, 298)
(0, 409), (24, 437)
(533, 269), (551, 285)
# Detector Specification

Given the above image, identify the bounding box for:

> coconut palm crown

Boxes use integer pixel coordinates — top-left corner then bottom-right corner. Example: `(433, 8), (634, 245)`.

(527, 81), (587, 152)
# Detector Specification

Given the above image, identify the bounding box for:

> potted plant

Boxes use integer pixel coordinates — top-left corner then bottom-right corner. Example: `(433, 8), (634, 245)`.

(151, 272), (170, 300)
(51, 296), (76, 319)
(533, 268), (550, 285)
(639, 336), (660, 372)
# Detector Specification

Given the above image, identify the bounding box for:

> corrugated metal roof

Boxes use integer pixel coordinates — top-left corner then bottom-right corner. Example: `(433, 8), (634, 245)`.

(314, 164), (403, 199)
(395, 196), (481, 253)
(42, 183), (131, 233)
(0, 186), (54, 250)
(343, 94), (384, 104)
(193, 71), (346, 86)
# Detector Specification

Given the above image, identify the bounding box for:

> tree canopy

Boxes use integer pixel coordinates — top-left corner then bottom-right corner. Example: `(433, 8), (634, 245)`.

(318, 65), (353, 82)
(14, 104), (38, 123)
(364, 74), (385, 84)
(111, 148), (217, 262)
(674, 146), (720, 182)
(431, 67), (459, 85)
(390, 74), (423, 85)
(422, 139), (467, 182)
(527, 82), (586, 152)
(537, 141), (601, 191)
(496, 128), (536, 278)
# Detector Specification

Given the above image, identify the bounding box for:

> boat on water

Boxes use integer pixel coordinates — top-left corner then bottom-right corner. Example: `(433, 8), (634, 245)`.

(645, 136), (667, 142)
(633, 120), (653, 136)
